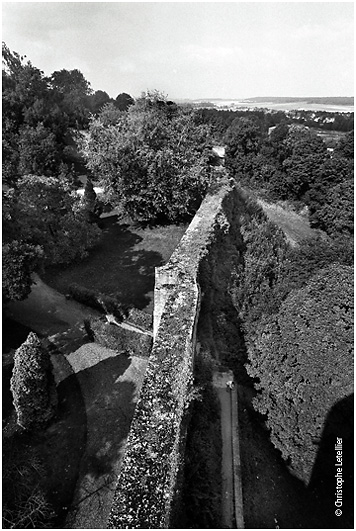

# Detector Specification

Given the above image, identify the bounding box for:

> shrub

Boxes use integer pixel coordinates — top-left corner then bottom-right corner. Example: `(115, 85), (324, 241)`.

(10, 332), (57, 430)
(89, 318), (152, 358)
(68, 283), (126, 320)
(274, 235), (354, 300)
(246, 264), (354, 483)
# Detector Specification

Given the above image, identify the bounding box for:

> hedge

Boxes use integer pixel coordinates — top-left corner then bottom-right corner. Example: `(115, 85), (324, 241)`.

(246, 264), (354, 483)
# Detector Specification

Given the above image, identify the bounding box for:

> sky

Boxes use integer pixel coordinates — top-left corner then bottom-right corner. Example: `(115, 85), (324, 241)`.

(2, 2), (354, 100)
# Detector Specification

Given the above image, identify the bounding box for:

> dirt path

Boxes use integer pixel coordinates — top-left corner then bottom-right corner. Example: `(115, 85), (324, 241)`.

(213, 371), (244, 528)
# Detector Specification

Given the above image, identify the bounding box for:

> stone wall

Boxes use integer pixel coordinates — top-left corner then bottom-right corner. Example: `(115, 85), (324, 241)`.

(108, 173), (243, 528)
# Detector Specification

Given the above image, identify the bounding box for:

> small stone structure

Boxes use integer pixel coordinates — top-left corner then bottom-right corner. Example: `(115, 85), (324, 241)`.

(108, 172), (243, 528)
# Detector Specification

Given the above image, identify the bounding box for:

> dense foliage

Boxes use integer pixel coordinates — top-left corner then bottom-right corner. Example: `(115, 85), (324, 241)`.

(2, 43), (135, 183)
(3, 43), (70, 183)
(2, 45), (109, 302)
(4, 176), (101, 268)
(10, 332), (57, 430)
(2, 240), (43, 303)
(82, 91), (213, 223)
(230, 192), (354, 484)
(68, 283), (125, 318)
(246, 265), (353, 482)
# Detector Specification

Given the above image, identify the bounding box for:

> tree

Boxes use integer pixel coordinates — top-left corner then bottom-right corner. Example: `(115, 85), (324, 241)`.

(312, 178), (353, 237)
(10, 332), (57, 430)
(18, 123), (62, 175)
(114, 92), (135, 111)
(49, 68), (92, 128)
(231, 213), (289, 328)
(224, 117), (262, 158)
(9, 175), (101, 266)
(82, 90), (213, 223)
(82, 177), (100, 221)
(89, 89), (112, 114)
(334, 130), (354, 159)
(246, 264), (353, 483)
(2, 240), (43, 303)
(2, 43), (68, 183)
(307, 156), (353, 229)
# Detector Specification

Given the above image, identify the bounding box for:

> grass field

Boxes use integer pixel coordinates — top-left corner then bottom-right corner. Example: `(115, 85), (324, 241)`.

(43, 215), (188, 314)
(257, 199), (319, 245)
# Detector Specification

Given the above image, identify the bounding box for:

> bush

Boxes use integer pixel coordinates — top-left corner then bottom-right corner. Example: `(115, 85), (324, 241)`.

(246, 264), (354, 483)
(88, 318), (152, 358)
(10, 333), (57, 430)
(68, 283), (126, 319)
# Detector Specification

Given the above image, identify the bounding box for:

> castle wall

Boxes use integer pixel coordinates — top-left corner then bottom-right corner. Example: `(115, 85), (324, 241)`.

(108, 174), (241, 528)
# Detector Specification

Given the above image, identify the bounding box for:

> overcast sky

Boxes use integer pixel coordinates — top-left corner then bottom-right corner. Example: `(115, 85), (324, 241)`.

(2, 2), (354, 100)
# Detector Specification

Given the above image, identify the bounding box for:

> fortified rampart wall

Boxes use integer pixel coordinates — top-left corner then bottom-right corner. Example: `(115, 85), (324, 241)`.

(108, 173), (243, 528)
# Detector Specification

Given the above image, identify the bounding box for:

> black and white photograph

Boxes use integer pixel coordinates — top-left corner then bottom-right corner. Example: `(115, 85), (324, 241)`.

(2, 2), (354, 529)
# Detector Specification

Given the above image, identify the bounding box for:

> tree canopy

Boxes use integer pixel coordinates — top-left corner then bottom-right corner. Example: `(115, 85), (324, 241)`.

(10, 332), (57, 430)
(6, 175), (101, 267)
(82, 91), (213, 223)
(246, 264), (353, 483)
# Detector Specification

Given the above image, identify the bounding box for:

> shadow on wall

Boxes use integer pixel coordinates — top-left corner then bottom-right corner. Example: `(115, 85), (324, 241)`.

(308, 393), (354, 529)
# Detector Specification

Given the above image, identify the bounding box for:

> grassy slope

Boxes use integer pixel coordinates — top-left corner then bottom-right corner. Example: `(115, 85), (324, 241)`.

(257, 198), (319, 245)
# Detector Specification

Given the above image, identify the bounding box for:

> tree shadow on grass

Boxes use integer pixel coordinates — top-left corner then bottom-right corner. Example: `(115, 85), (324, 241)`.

(66, 354), (139, 529)
(44, 216), (164, 311)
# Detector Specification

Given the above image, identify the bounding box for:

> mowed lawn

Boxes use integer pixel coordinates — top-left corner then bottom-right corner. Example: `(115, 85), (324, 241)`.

(43, 215), (188, 314)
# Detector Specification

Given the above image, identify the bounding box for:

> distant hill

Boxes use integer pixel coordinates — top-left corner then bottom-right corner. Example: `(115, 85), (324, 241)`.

(175, 96), (354, 114)
(242, 96), (353, 106)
